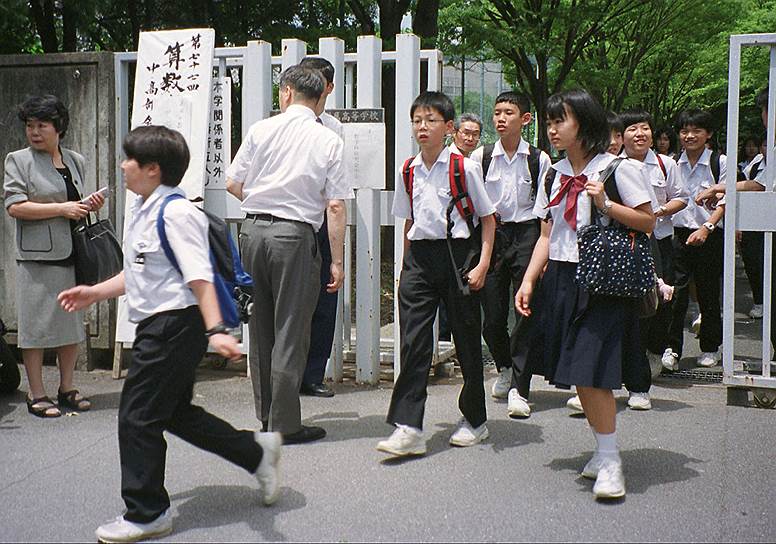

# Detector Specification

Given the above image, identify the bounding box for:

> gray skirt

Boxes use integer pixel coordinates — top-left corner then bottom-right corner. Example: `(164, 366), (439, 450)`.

(15, 261), (85, 349)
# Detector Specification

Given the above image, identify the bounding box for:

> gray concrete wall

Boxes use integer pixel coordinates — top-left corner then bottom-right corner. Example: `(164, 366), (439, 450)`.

(0, 52), (117, 362)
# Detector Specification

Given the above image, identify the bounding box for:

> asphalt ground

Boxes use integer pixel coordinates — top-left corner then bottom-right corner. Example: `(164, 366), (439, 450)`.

(1, 262), (775, 542)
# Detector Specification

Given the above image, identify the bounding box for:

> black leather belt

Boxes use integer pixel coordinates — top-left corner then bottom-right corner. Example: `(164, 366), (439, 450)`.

(245, 213), (309, 227)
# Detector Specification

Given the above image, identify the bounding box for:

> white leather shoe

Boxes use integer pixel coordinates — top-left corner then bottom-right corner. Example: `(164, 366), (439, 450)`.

(593, 458), (626, 499)
(377, 426), (427, 456)
(566, 395), (584, 414)
(698, 351), (719, 368)
(449, 419), (489, 447)
(627, 392), (652, 410)
(255, 432), (282, 505)
(507, 389), (531, 418)
(491, 367), (512, 399)
(581, 454), (604, 479)
(661, 348), (679, 372)
(95, 510), (172, 543)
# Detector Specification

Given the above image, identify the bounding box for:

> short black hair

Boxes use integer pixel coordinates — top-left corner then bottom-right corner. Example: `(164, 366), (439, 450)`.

(122, 125), (190, 187)
(299, 57), (335, 85)
(17, 95), (69, 138)
(756, 88), (769, 111)
(675, 109), (715, 133)
(279, 65), (325, 102)
(607, 111), (624, 134)
(494, 91), (531, 115)
(410, 91), (455, 122)
(546, 89), (610, 156)
(654, 125), (677, 154)
(618, 109), (655, 135)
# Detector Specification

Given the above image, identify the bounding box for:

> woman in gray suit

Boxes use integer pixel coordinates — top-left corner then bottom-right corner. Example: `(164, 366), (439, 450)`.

(3, 95), (105, 417)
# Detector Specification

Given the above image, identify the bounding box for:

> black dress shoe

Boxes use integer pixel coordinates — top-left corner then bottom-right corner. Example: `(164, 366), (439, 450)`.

(282, 425), (326, 444)
(300, 382), (335, 397)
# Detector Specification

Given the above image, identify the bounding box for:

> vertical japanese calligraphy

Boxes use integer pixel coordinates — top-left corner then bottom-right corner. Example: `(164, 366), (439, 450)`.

(204, 76), (241, 219)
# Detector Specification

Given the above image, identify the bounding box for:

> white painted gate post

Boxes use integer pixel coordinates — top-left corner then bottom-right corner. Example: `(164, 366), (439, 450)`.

(281, 39), (307, 70)
(393, 34), (421, 382)
(355, 35), (383, 384)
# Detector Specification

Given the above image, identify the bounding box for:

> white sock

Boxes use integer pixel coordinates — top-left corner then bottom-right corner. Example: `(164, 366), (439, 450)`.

(594, 431), (620, 462)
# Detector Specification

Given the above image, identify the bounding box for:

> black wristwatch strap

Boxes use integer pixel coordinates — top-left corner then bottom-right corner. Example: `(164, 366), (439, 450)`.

(205, 323), (230, 337)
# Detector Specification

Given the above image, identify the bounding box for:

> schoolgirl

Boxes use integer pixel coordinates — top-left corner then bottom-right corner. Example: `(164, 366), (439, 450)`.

(515, 90), (655, 499)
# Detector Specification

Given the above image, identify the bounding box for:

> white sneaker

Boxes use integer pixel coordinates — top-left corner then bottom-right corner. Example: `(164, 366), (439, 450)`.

(698, 351), (719, 368)
(581, 453), (604, 479)
(627, 392), (652, 410)
(593, 458), (626, 499)
(661, 348), (679, 372)
(647, 351), (663, 379)
(749, 304), (764, 319)
(254, 432), (282, 506)
(95, 510), (172, 543)
(691, 314), (702, 336)
(507, 388), (531, 418)
(449, 419), (489, 447)
(491, 367), (512, 399)
(566, 395), (584, 414)
(376, 426), (427, 456)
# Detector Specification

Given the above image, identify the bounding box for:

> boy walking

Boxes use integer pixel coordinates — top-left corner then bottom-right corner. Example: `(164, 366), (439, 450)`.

(469, 92), (551, 417)
(377, 92), (496, 456)
(59, 126), (281, 543)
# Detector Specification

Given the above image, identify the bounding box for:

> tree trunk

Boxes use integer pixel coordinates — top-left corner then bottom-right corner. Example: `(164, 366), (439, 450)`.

(412, 0), (440, 47)
(29, 0), (59, 53)
(127, 0), (141, 50)
(61, 0), (78, 52)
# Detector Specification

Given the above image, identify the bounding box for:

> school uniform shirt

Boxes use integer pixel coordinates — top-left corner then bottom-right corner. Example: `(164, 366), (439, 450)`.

(225, 104), (353, 231)
(745, 152), (768, 186)
(470, 138), (552, 224)
(672, 148), (727, 229)
(448, 142), (466, 156)
(320, 110), (345, 140)
(620, 149), (688, 240)
(124, 185), (213, 323)
(392, 146), (495, 241)
(532, 153), (652, 263)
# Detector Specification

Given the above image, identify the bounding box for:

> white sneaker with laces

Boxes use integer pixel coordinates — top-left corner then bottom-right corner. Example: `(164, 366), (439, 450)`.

(449, 419), (489, 447)
(691, 314), (702, 336)
(507, 388), (531, 418)
(698, 351), (719, 368)
(95, 510), (172, 543)
(661, 348), (679, 372)
(750, 304), (764, 319)
(581, 453), (603, 479)
(491, 367), (512, 399)
(593, 458), (626, 499)
(376, 426), (427, 456)
(566, 395), (584, 414)
(627, 392), (652, 410)
(254, 432), (282, 505)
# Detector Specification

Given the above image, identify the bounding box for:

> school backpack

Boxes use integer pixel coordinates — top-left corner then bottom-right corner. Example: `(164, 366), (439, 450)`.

(157, 193), (254, 329)
(481, 143), (542, 200)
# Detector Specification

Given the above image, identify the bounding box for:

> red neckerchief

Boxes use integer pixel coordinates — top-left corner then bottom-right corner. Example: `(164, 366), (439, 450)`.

(546, 173), (588, 230)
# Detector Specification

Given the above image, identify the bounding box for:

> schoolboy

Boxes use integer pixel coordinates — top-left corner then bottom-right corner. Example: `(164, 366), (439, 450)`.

(469, 91), (551, 417)
(664, 109), (726, 369)
(377, 91), (496, 456)
(58, 126), (281, 543)
(450, 113), (482, 157)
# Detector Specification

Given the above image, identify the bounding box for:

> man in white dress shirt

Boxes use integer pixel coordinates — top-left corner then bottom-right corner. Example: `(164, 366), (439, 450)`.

(226, 65), (353, 444)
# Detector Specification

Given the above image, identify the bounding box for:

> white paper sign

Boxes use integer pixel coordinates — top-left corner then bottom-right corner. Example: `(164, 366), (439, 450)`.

(204, 76), (242, 219)
(343, 123), (386, 189)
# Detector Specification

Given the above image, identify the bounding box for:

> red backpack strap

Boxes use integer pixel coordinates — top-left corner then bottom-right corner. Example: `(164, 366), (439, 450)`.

(655, 153), (667, 179)
(401, 157), (415, 220)
(448, 152), (475, 233)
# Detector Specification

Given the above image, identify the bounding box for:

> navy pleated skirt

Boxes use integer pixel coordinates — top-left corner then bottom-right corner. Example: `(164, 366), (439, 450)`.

(518, 259), (642, 390)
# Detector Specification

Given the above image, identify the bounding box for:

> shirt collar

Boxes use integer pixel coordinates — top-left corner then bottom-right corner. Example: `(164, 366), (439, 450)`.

(552, 152), (616, 177)
(448, 142), (462, 156)
(412, 146), (451, 171)
(492, 138), (529, 159)
(285, 104), (317, 120)
(678, 147), (711, 166)
(132, 184), (185, 215)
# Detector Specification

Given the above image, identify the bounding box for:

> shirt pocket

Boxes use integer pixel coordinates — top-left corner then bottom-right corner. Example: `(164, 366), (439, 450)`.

(651, 178), (668, 205)
(130, 238), (162, 270)
(516, 176), (534, 203)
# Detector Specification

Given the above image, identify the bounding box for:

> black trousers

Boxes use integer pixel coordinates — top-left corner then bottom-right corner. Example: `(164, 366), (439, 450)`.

(387, 239), (486, 430)
(667, 227), (724, 356)
(642, 235), (675, 356)
(303, 216), (338, 385)
(740, 230), (764, 305)
(119, 306), (263, 523)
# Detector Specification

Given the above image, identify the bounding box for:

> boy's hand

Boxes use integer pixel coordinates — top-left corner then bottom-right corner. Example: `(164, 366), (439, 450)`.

(209, 333), (242, 361)
(466, 263), (487, 291)
(58, 285), (98, 312)
(515, 280), (533, 317)
(326, 262), (344, 293)
(686, 227), (708, 246)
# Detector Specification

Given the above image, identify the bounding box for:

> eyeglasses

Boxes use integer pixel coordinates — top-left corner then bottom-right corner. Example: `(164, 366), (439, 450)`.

(411, 118), (445, 128)
(457, 129), (481, 140)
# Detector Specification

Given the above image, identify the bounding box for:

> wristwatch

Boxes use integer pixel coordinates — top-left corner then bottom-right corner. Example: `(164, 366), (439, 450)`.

(205, 322), (230, 337)
(600, 198), (613, 215)
(702, 221), (716, 232)
(658, 205), (668, 216)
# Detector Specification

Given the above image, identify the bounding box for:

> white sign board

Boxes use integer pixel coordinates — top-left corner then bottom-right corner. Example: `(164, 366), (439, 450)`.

(204, 76), (242, 219)
(116, 28), (215, 344)
(326, 109), (385, 190)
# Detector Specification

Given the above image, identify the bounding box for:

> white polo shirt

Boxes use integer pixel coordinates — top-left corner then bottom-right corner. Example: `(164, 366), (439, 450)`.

(532, 153), (652, 263)
(672, 148), (727, 229)
(393, 146), (495, 240)
(225, 104), (353, 231)
(124, 185), (213, 323)
(320, 110), (345, 140)
(470, 138), (552, 224)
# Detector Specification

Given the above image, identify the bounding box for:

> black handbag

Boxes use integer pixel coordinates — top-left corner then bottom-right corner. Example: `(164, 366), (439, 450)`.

(575, 158), (656, 298)
(72, 214), (123, 285)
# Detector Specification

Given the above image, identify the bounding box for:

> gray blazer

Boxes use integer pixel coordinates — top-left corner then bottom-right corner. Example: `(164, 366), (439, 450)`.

(3, 147), (87, 261)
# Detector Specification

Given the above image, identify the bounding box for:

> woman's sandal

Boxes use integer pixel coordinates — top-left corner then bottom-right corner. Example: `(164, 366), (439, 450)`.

(57, 389), (91, 412)
(26, 396), (61, 418)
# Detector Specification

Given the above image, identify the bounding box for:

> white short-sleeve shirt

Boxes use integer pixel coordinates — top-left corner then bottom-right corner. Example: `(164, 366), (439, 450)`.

(392, 146), (496, 240)
(672, 148), (727, 229)
(124, 185), (213, 323)
(470, 138), (553, 224)
(532, 153), (652, 263)
(745, 153), (768, 187)
(225, 104), (354, 231)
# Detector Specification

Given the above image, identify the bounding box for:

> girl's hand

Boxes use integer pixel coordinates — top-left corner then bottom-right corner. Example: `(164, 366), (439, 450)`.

(584, 180), (606, 209)
(515, 280), (534, 317)
(58, 285), (98, 312)
(466, 263), (488, 291)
